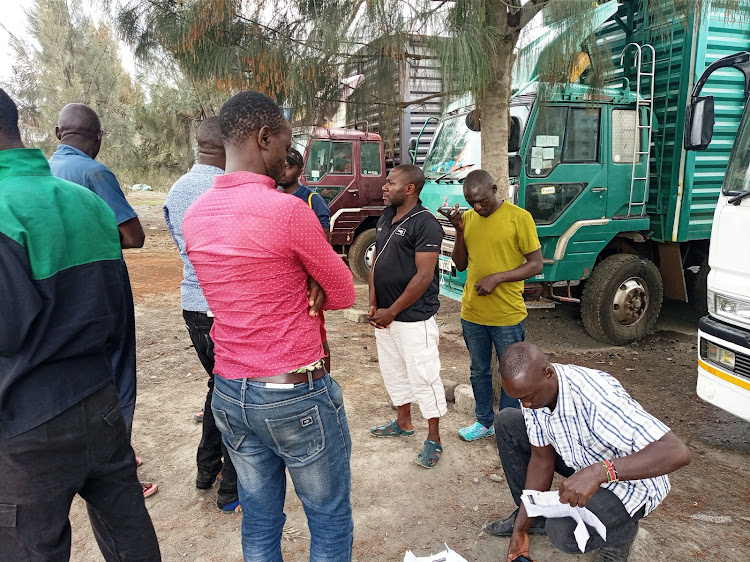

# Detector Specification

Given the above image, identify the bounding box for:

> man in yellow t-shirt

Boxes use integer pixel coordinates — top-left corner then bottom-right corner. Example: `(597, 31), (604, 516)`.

(440, 169), (542, 442)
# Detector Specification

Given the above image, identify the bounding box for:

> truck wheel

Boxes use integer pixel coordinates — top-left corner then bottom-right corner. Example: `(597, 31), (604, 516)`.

(348, 228), (377, 283)
(581, 254), (663, 345)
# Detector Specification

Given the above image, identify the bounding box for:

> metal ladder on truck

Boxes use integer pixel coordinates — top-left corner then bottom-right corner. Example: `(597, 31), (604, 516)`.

(621, 43), (656, 216)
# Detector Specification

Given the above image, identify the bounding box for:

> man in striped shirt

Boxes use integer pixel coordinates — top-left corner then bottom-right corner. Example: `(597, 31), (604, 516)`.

(489, 342), (690, 562)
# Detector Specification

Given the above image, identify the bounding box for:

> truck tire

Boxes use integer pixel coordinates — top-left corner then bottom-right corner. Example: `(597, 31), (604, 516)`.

(581, 254), (663, 345)
(348, 228), (377, 283)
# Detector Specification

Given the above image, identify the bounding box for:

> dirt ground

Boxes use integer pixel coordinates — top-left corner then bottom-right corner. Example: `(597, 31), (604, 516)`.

(68, 191), (750, 562)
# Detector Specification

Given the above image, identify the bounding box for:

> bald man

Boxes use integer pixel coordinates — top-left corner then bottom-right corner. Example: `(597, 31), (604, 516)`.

(489, 342), (690, 562)
(163, 116), (238, 511)
(49, 103), (155, 497)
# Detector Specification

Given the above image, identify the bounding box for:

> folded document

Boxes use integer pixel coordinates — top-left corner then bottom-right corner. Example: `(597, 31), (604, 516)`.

(521, 489), (607, 553)
(404, 543), (468, 562)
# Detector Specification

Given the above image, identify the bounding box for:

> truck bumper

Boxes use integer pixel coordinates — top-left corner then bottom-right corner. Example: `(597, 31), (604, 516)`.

(697, 316), (750, 422)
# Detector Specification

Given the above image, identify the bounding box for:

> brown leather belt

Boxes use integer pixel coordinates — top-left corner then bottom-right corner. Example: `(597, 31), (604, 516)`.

(252, 366), (327, 385)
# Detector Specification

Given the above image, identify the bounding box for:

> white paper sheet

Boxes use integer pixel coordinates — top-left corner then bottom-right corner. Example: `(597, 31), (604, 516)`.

(404, 543), (469, 562)
(521, 490), (607, 553)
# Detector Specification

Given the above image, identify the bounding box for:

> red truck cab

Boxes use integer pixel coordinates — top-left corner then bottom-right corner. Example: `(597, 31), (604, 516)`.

(301, 127), (386, 281)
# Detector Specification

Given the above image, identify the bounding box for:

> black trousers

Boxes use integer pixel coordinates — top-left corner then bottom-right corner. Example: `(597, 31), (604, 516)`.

(0, 384), (160, 561)
(494, 408), (645, 554)
(183, 310), (238, 505)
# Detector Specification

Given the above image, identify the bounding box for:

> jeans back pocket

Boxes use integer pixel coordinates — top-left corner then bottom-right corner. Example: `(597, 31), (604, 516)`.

(265, 406), (325, 464)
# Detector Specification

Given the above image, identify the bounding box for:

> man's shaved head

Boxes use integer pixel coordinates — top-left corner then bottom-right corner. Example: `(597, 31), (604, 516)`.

(500, 342), (558, 410)
(464, 169), (495, 193)
(196, 115), (225, 170)
(197, 116), (222, 148)
(500, 342), (549, 381)
(0, 89), (21, 144)
(394, 164), (425, 193)
(57, 103), (101, 137)
(55, 103), (103, 159)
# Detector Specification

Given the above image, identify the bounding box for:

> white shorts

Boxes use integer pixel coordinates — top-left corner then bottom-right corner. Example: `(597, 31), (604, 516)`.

(374, 316), (447, 419)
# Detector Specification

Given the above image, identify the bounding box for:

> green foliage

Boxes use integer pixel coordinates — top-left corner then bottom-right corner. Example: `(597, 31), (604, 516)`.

(4, 0), (139, 171)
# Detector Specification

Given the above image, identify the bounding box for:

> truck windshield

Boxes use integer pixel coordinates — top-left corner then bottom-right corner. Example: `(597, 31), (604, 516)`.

(423, 114), (479, 179)
(423, 103), (532, 181)
(724, 108), (750, 194)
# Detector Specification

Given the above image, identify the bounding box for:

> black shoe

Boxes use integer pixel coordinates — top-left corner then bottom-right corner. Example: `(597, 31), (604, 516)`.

(486, 509), (547, 537)
(196, 468), (218, 489)
(595, 540), (634, 562)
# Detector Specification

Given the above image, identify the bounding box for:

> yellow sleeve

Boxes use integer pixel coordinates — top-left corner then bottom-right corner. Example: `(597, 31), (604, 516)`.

(516, 208), (541, 255)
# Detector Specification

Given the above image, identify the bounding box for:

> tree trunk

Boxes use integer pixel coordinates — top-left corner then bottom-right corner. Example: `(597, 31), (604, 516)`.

(479, 36), (516, 201)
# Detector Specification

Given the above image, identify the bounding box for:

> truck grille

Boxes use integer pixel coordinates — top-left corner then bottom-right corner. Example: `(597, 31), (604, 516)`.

(700, 338), (750, 381)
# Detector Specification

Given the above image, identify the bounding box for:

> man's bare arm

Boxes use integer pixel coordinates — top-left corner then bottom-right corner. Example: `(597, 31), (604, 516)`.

(475, 249), (543, 296)
(119, 216), (145, 249)
(558, 431), (690, 508)
(507, 444), (556, 562)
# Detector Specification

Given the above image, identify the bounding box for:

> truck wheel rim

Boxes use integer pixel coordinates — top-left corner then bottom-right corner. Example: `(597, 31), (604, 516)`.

(364, 243), (376, 268)
(612, 277), (649, 326)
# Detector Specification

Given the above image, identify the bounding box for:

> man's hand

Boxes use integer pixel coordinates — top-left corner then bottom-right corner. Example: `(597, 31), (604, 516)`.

(307, 277), (326, 317)
(437, 203), (464, 233)
(474, 273), (502, 296)
(558, 463), (607, 508)
(367, 307), (395, 329)
(506, 529), (535, 562)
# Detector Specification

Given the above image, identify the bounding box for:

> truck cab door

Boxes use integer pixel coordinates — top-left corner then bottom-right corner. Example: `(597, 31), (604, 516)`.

(519, 105), (606, 258)
(304, 140), (357, 207)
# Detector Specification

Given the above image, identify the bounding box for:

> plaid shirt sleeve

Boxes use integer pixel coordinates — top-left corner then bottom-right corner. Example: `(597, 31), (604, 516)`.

(589, 372), (671, 454)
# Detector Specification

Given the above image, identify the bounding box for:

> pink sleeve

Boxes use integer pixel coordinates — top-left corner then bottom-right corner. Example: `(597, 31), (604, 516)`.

(288, 207), (356, 310)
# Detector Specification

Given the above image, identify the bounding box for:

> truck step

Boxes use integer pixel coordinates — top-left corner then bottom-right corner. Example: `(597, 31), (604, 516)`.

(524, 297), (557, 309)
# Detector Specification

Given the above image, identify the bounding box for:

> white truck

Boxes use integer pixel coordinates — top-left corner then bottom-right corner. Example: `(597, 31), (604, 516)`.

(685, 51), (750, 421)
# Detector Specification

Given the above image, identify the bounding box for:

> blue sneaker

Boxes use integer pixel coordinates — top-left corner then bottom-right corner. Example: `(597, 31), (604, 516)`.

(219, 499), (240, 512)
(458, 422), (495, 442)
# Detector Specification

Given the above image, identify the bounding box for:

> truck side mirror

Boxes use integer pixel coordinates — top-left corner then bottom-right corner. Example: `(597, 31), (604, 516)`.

(509, 116), (521, 153)
(466, 109), (481, 131)
(408, 137), (418, 164)
(508, 154), (522, 178)
(684, 96), (715, 151)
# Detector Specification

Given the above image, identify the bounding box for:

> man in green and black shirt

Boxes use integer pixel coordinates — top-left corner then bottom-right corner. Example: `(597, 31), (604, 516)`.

(0, 90), (160, 560)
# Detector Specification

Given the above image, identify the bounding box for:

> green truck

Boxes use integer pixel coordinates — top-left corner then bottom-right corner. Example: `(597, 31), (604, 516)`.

(420, 0), (750, 344)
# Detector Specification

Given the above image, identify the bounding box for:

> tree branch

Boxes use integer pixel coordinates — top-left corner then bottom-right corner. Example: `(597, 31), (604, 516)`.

(519, 0), (552, 30)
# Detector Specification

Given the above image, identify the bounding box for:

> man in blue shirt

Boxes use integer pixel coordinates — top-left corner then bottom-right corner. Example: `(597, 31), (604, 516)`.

(278, 147), (333, 372)
(163, 116), (239, 511)
(49, 103), (156, 498)
(278, 147), (331, 242)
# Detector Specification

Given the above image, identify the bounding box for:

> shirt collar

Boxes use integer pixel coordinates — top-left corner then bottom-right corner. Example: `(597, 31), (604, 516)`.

(190, 163), (224, 176)
(0, 148), (53, 182)
(213, 170), (276, 190)
(54, 144), (92, 160)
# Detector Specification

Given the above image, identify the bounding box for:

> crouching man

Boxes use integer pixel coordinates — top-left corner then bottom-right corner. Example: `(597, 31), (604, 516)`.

(489, 342), (690, 562)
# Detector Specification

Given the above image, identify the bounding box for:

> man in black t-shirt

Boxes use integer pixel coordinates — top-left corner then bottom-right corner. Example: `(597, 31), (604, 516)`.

(367, 164), (447, 469)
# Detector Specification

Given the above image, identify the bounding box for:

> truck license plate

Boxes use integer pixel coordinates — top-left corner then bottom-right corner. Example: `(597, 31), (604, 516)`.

(439, 259), (453, 274)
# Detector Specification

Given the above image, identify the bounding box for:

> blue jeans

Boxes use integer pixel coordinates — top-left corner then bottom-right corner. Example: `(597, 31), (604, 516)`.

(461, 318), (525, 427)
(212, 373), (353, 562)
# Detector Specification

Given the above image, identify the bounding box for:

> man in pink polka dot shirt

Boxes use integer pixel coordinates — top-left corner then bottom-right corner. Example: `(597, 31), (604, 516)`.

(183, 91), (356, 562)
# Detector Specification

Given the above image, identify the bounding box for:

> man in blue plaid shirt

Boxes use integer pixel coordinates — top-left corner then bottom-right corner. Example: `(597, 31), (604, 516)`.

(488, 342), (690, 562)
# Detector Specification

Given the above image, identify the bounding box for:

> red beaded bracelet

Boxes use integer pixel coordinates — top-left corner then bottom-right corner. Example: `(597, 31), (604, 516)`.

(600, 459), (619, 483)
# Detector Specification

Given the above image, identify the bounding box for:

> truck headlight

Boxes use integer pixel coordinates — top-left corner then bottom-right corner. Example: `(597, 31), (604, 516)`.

(714, 293), (750, 324)
(706, 341), (736, 370)
(707, 289), (715, 315)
